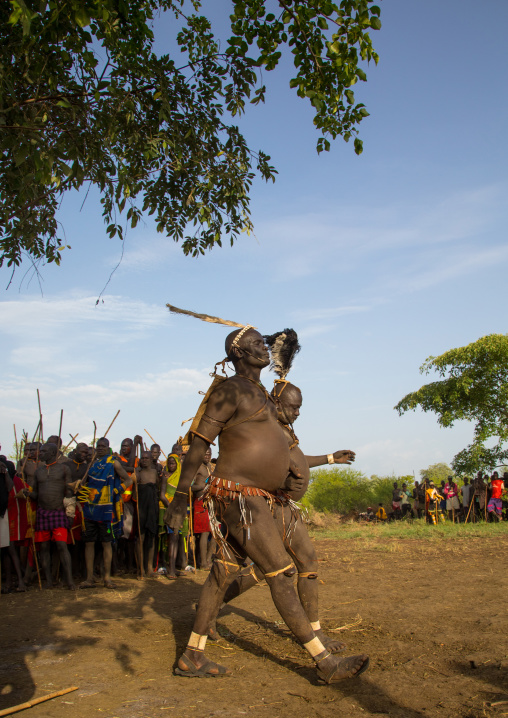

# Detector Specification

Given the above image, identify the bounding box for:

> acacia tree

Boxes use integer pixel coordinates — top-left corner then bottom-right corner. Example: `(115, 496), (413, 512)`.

(0, 0), (380, 269)
(395, 334), (508, 474)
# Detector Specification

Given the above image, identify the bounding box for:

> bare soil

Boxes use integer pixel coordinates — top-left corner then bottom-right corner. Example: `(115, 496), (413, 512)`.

(1, 534), (507, 718)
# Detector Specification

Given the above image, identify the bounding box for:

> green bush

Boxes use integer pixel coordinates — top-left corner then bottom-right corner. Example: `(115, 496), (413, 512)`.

(304, 468), (416, 514)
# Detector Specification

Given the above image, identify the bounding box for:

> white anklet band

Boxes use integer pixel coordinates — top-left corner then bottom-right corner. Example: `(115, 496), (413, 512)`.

(188, 632), (203, 649)
(303, 636), (326, 658)
(311, 621), (321, 631)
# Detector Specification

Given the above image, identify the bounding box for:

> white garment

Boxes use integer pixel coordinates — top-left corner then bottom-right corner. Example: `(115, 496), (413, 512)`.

(461, 484), (473, 506)
(0, 511), (9, 548)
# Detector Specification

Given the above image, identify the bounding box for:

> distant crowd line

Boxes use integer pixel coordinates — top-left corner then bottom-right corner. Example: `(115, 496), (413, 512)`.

(0, 434), (214, 593)
(363, 474), (508, 525)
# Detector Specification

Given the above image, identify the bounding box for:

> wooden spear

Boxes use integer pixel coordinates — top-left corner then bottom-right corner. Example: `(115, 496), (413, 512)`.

(134, 442), (143, 579)
(57, 409), (63, 456)
(13, 424), (19, 464)
(144, 429), (167, 459)
(189, 487), (196, 571)
(18, 419), (43, 590)
(36, 389), (44, 443)
(0, 686), (78, 717)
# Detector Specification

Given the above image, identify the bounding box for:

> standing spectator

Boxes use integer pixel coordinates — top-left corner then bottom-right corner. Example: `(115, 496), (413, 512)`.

(23, 443), (75, 590)
(400, 483), (411, 518)
(444, 476), (460, 522)
(487, 471), (505, 522)
(392, 482), (403, 520)
(473, 472), (487, 520)
(439, 480), (447, 515)
(461, 478), (473, 521)
(502, 472), (508, 520)
(425, 481), (444, 525)
(79, 437), (132, 589)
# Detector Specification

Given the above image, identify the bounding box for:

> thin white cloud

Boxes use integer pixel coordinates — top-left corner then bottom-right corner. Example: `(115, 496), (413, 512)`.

(2, 293), (168, 338)
(255, 182), (507, 281)
(388, 243), (508, 295)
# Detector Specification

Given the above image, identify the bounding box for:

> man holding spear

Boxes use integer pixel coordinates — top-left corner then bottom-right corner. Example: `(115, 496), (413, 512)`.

(79, 437), (132, 589)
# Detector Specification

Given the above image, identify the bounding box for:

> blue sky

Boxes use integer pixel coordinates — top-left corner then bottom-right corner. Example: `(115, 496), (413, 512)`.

(1, 0), (507, 476)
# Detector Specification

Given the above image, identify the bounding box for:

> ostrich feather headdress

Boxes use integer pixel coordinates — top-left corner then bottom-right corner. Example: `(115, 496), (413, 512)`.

(263, 328), (301, 396)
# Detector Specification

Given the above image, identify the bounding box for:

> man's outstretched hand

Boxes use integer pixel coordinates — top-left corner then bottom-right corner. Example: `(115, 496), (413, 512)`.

(333, 450), (356, 464)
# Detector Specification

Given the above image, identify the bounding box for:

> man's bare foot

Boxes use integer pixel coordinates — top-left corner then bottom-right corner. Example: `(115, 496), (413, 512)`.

(67, 583), (77, 591)
(79, 579), (96, 589)
(316, 653), (369, 683)
(104, 580), (117, 589)
(315, 629), (346, 653)
(175, 649), (231, 677)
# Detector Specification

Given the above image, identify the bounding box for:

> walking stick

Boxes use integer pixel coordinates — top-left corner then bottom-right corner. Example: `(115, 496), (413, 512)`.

(13, 424), (19, 463)
(465, 498), (474, 524)
(18, 419), (44, 591)
(0, 685), (78, 716)
(57, 409), (63, 456)
(188, 487), (196, 570)
(63, 433), (79, 454)
(144, 430), (167, 459)
(36, 389), (44, 443)
(103, 410), (120, 439)
(134, 444), (143, 579)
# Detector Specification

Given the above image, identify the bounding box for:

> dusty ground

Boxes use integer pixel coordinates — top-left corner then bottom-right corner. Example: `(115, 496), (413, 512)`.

(1, 534), (507, 718)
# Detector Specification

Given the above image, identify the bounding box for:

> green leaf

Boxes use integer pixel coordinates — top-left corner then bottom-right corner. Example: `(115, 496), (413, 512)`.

(74, 7), (90, 28)
(370, 17), (382, 30)
(354, 138), (363, 155)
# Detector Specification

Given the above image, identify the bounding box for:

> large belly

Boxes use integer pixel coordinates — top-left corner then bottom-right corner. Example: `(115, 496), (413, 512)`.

(215, 422), (290, 492)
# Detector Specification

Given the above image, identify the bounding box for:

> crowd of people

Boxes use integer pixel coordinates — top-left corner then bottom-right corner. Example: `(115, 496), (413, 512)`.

(364, 474), (508, 524)
(0, 434), (215, 592)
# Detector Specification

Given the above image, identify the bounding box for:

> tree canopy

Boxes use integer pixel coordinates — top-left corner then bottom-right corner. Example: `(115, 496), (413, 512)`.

(0, 0), (380, 269)
(419, 463), (454, 484)
(395, 334), (508, 475)
(304, 468), (411, 514)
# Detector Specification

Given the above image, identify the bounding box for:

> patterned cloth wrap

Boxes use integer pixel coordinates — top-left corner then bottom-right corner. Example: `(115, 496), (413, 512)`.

(35, 508), (69, 532)
(81, 455), (125, 539)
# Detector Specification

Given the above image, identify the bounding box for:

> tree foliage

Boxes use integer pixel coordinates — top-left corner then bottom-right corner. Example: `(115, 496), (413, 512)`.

(395, 334), (508, 475)
(0, 0), (380, 268)
(305, 468), (411, 514)
(419, 463), (454, 483)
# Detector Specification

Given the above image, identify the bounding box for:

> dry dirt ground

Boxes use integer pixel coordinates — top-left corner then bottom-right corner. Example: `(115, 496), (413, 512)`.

(1, 534), (507, 718)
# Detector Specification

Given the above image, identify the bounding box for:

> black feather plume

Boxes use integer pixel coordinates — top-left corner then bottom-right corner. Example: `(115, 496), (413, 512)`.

(263, 328), (301, 379)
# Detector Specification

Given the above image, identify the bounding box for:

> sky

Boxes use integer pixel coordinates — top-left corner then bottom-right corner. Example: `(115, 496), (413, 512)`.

(1, 0), (507, 477)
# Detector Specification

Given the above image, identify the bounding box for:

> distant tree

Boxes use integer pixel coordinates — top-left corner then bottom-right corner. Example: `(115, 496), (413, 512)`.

(1, 0), (381, 269)
(369, 474), (414, 508)
(419, 463), (454, 484)
(305, 467), (372, 513)
(395, 334), (508, 475)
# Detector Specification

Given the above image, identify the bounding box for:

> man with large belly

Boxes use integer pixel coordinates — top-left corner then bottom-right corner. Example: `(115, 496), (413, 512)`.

(208, 380), (354, 655)
(167, 327), (369, 683)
